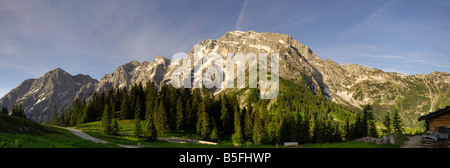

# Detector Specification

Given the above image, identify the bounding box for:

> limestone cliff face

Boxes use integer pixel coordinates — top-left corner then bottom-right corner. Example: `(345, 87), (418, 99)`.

(312, 59), (450, 127)
(0, 68), (98, 122)
(162, 30), (333, 100)
(96, 56), (170, 92)
(2, 30), (449, 128)
(162, 30), (450, 128)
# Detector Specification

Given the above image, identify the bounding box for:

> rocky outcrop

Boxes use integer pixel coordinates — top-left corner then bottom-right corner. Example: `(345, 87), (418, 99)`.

(1, 30), (449, 128)
(96, 56), (170, 92)
(161, 30), (450, 128)
(162, 30), (333, 99)
(0, 68), (98, 122)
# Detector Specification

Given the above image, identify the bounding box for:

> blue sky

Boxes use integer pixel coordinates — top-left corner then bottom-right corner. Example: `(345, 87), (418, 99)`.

(0, 0), (449, 97)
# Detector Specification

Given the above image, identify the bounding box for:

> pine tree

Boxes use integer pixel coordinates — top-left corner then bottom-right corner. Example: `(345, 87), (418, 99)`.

(197, 98), (211, 138)
(78, 98), (87, 125)
(144, 99), (157, 141)
(363, 105), (378, 138)
(135, 100), (143, 121)
(220, 96), (233, 135)
(369, 119), (377, 138)
(243, 107), (253, 141)
(185, 99), (193, 132)
(298, 113), (310, 144)
(11, 104), (26, 118)
(231, 104), (244, 144)
(110, 119), (119, 136)
(353, 112), (361, 138)
(278, 114), (290, 143)
(120, 93), (132, 119)
(19, 104), (25, 118)
(1, 107), (8, 115)
(176, 97), (184, 130)
(210, 119), (219, 141)
(156, 100), (169, 134)
(382, 111), (391, 136)
(361, 105), (370, 137)
(51, 105), (58, 125)
(133, 111), (142, 138)
(344, 118), (352, 141)
(392, 110), (403, 135)
(101, 104), (112, 135)
(252, 109), (264, 145)
(58, 109), (66, 126)
(265, 118), (278, 144)
(189, 89), (201, 132)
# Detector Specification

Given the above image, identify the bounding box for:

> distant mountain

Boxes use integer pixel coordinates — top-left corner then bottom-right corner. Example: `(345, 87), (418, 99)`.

(1, 31), (449, 128)
(95, 55), (170, 92)
(160, 30), (450, 128)
(314, 61), (450, 127)
(162, 31), (333, 99)
(0, 68), (98, 122)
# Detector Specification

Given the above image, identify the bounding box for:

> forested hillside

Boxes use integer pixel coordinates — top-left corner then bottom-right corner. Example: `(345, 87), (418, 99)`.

(53, 77), (388, 145)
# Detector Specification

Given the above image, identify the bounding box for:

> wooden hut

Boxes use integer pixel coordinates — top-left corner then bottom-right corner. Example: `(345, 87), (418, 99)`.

(418, 106), (450, 131)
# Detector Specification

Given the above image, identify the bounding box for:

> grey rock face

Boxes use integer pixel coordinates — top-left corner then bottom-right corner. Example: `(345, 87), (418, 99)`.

(1, 30), (448, 128)
(162, 31), (450, 128)
(0, 68), (98, 122)
(162, 30), (333, 99)
(96, 56), (170, 92)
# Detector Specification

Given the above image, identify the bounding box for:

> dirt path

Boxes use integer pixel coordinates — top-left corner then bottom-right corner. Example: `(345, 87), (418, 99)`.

(157, 137), (218, 145)
(62, 127), (217, 147)
(60, 127), (144, 148)
(118, 131), (218, 145)
(64, 127), (109, 144)
(402, 135), (422, 148)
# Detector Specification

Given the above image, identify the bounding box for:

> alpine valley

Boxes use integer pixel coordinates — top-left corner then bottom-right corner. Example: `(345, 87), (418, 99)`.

(1, 31), (449, 129)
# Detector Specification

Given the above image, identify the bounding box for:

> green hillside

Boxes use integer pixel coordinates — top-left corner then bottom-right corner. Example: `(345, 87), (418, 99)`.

(0, 112), (116, 148)
(52, 77), (395, 147)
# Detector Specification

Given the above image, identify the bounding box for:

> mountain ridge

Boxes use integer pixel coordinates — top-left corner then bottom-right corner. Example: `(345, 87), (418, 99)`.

(0, 68), (98, 122)
(1, 30), (449, 129)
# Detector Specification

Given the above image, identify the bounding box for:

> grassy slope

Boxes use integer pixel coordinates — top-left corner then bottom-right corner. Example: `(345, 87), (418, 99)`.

(75, 119), (398, 148)
(0, 112), (117, 148)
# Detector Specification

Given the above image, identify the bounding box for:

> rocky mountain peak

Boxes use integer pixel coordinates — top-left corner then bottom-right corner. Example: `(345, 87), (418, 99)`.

(0, 68), (98, 122)
(96, 55), (171, 92)
(1, 30), (448, 129)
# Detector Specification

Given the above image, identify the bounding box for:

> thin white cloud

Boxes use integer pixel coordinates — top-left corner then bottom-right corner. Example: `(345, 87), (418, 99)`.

(345, 0), (398, 35)
(235, 0), (249, 31)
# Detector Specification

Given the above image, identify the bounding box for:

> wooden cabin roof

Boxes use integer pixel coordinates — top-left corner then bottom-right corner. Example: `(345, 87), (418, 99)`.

(418, 106), (450, 121)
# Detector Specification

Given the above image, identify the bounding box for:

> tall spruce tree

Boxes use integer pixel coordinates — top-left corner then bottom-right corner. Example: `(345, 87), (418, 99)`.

(110, 119), (119, 136)
(243, 107), (253, 141)
(392, 110), (403, 135)
(220, 96), (233, 135)
(51, 105), (58, 125)
(120, 93), (132, 119)
(176, 97), (184, 130)
(156, 100), (169, 134)
(252, 109), (264, 144)
(101, 104), (112, 135)
(299, 113), (311, 143)
(344, 118), (352, 141)
(133, 110), (142, 138)
(144, 99), (157, 141)
(1, 107), (8, 115)
(382, 111), (392, 136)
(232, 104), (244, 144)
(197, 97), (211, 138)
(11, 104), (26, 118)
